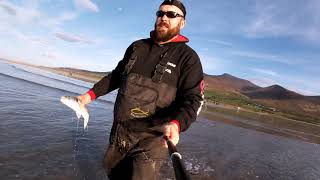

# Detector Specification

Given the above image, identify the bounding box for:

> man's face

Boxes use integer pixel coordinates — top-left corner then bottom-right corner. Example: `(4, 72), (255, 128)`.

(154, 5), (185, 42)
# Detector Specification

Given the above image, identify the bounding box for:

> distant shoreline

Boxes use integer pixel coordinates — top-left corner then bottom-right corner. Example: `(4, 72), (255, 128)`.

(38, 66), (106, 83)
(0, 58), (106, 83)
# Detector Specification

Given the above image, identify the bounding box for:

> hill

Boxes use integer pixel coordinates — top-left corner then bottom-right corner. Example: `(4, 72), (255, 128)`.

(204, 73), (320, 124)
(204, 73), (259, 93)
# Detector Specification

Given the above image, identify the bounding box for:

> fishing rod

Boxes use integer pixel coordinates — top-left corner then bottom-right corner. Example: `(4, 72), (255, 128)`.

(164, 136), (191, 180)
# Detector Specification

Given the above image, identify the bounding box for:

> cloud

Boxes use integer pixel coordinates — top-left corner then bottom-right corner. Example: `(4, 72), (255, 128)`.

(189, 0), (320, 45)
(198, 54), (225, 74)
(42, 51), (56, 59)
(0, 1), (80, 31)
(208, 39), (233, 46)
(74, 0), (99, 12)
(230, 50), (292, 64)
(0, 1), (17, 15)
(248, 73), (320, 96)
(230, 50), (317, 67)
(56, 11), (79, 22)
(288, 86), (319, 96)
(251, 68), (279, 77)
(243, 0), (320, 43)
(0, 1), (41, 25)
(2, 30), (51, 48)
(45, 11), (79, 28)
(54, 31), (94, 44)
(248, 77), (278, 87)
(284, 76), (320, 96)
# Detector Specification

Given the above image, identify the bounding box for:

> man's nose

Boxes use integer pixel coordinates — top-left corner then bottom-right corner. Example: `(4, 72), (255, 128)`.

(160, 14), (169, 21)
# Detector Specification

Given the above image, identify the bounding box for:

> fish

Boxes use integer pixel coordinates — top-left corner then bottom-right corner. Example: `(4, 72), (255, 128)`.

(60, 96), (89, 129)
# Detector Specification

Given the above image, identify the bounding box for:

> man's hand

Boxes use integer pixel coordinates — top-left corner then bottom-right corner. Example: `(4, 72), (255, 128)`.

(77, 93), (92, 109)
(163, 122), (180, 147)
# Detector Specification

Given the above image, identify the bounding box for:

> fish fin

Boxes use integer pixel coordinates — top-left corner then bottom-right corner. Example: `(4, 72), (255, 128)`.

(76, 111), (82, 119)
(61, 96), (81, 112)
(82, 108), (89, 129)
(60, 96), (90, 129)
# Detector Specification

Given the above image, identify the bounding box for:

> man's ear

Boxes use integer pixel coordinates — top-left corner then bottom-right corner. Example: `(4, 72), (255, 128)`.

(180, 19), (186, 29)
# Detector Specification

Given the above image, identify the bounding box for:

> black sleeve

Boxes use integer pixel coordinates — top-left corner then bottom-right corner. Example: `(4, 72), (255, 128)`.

(171, 49), (205, 132)
(90, 43), (134, 98)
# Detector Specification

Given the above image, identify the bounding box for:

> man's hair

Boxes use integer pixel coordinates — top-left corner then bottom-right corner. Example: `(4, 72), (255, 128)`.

(160, 0), (186, 18)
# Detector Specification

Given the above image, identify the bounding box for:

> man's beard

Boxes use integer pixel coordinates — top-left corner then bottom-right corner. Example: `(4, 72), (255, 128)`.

(154, 22), (180, 42)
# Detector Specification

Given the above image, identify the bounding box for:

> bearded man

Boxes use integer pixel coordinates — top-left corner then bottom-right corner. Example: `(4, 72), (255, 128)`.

(77, 0), (204, 179)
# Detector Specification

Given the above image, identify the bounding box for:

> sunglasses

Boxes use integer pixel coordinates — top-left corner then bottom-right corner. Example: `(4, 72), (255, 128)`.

(156, 10), (184, 18)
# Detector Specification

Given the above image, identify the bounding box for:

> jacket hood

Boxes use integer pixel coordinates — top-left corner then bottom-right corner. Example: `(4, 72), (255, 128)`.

(150, 31), (189, 44)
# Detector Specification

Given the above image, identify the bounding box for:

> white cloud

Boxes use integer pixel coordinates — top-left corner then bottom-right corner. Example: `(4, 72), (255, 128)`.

(230, 50), (292, 64)
(59, 12), (78, 21)
(208, 39), (233, 46)
(284, 77), (320, 96)
(45, 11), (79, 28)
(198, 54), (225, 74)
(0, 0), (80, 32)
(243, 0), (320, 44)
(0, 29), (51, 49)
(42, 51), (56, 59)
(74, 0), (99, 12)
(54, 31), (94, 44)
(173, 0), (320, 46)
(248, 74), (320, 96)
(200, 48), (209, 52)
(0, 1), (17, 15)
(248, 77), (278, 88)
(251, 68), (279, 77)
(0, 0), (41, 25)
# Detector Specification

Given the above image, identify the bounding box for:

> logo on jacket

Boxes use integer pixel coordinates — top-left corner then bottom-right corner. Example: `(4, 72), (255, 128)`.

(130, 107), (149, 118)
(165, 62), (176, 74)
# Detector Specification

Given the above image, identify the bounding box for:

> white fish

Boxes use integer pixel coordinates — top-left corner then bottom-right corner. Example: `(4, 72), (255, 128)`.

(60, 96), (89, 129)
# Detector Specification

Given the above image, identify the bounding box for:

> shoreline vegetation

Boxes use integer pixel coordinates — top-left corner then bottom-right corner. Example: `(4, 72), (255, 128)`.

(2, 58), (320, 144)
(39, 66), (108, 83)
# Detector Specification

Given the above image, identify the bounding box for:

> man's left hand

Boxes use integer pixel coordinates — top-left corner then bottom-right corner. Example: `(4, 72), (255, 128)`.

(163, 122), (180, 146)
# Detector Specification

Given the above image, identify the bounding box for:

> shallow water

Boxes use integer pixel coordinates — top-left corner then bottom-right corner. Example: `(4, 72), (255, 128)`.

(0, 61), (319, 180)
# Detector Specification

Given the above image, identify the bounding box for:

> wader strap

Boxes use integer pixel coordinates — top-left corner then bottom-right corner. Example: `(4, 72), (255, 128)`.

(152, 44), (180, 83)
(123, 40), (143, 75)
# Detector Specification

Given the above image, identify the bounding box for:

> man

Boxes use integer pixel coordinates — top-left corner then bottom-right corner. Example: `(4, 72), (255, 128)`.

(77, 0), (204, 179)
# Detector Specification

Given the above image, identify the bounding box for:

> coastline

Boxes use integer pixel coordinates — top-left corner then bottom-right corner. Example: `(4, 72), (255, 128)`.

(3, 59), (320, 144)
(42, 65), (320, 144)
(38, 66), (105, 83)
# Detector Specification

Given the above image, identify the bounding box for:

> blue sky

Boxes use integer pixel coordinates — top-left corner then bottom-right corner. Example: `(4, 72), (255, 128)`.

(0, 0), (319, 96)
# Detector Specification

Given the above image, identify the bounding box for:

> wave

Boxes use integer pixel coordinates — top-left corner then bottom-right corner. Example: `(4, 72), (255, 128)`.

(11, 65), (91, 89)
(0, 72), (115, 105)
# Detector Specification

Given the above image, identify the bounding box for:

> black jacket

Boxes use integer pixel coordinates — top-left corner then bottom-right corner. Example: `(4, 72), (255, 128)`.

(90, 35), (204, 132)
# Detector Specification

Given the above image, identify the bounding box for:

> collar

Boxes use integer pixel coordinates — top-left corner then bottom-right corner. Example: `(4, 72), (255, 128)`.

(150, 31), (189, 44)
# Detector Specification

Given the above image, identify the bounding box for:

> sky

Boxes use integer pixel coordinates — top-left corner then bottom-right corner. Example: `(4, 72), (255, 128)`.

(0, 0), (319, 96)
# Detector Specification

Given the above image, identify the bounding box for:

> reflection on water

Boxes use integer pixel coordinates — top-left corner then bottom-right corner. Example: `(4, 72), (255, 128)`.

(0, 61), (319, 180)
(181, 119), (320, 180)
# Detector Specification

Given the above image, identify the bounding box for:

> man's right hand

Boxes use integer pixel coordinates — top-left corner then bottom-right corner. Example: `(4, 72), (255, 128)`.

(77, 93), (92, 109)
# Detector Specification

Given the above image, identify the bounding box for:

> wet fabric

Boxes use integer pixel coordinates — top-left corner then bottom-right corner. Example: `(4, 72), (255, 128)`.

(90, 36), (204, 179)
(104, 135), (167, 180)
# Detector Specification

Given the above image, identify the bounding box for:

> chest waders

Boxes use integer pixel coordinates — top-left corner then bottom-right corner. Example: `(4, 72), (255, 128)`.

(104, 41), (181, 173)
